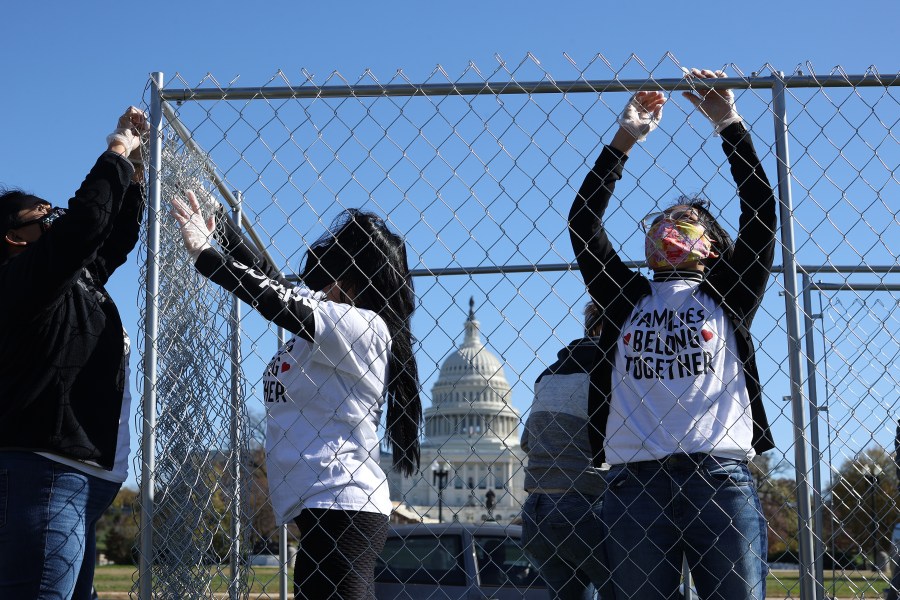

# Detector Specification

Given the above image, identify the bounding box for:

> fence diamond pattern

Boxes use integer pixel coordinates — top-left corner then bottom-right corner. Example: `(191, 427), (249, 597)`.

(136, 56), (900, 599)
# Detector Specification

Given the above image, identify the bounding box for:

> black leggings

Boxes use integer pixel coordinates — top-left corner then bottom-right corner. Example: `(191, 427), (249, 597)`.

(293, 508), (389, 600)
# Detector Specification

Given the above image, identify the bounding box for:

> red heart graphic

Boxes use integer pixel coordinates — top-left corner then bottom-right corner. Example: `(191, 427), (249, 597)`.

(280, 362), (291, 373)
(623, 333), (632, 346)
(701, 329), (713, 342)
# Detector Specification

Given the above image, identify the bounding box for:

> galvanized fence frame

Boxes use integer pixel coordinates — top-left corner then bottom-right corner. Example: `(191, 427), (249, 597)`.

(139, 67), (900, 600)
(802, 269), (900, 600)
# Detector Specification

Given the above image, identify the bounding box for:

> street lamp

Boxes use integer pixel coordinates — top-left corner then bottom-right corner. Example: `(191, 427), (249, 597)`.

(432, 461), (450, 523)
(861, 463), (884, 571)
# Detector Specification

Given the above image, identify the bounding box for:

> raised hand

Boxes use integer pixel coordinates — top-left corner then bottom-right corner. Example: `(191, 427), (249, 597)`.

(171, 190), (216, 262)
(681, 68), (742, 134)
(617, 91), (667, 142)
(107, 106), (149, 157)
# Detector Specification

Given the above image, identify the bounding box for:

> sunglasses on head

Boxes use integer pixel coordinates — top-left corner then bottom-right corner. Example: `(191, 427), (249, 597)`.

(640, 207), (703, 232)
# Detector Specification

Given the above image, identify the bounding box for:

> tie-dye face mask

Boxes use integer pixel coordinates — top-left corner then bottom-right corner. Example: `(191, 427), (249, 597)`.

(644, 219), (713, 270)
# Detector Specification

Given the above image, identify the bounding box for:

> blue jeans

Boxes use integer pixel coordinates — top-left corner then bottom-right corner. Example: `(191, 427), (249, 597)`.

(522, 492), (615, 600)
(602, 454), (768, 600)
(0, 452), (121, 600)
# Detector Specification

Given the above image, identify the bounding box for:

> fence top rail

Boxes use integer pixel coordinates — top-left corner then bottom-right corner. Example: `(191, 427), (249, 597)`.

(279, 263), (899, 280)
(810, 283), (900, 292)
(158, 73), (900, 102)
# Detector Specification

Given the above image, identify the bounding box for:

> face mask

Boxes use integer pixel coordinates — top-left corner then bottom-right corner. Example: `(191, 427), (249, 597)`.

(644, 219), (713, 270)
(13, 207), (66, 232)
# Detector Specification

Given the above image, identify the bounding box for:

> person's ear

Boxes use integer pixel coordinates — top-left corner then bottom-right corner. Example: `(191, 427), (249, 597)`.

(5, 231), (26, 247)
(704, 233), (719, 259)
(338, 280), (357, 304)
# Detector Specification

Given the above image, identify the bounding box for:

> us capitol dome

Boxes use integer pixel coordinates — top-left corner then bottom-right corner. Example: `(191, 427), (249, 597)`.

(383, 298), (526, 524)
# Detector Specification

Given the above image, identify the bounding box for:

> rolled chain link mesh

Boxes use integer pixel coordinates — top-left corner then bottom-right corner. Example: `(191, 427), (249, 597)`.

(136, 136), (254, 598)
(134, 55), (899, 599)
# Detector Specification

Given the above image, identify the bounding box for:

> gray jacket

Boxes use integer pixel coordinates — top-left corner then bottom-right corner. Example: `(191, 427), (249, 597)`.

(521, 338), (606, 497)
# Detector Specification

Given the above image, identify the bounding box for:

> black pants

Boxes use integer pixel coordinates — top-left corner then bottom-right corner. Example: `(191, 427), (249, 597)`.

(293, 508), (389, 600)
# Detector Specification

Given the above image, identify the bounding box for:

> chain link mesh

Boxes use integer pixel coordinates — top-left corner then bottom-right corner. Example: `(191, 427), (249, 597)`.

(135, 137), (256, 598)
(134, 56), (900, 599)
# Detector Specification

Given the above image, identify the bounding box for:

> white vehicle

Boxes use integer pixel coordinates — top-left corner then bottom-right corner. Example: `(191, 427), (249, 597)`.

(375, 523), (547, 600)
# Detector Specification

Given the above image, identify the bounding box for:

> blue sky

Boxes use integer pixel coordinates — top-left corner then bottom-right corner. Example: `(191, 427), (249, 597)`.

(2, 1), (899, 488)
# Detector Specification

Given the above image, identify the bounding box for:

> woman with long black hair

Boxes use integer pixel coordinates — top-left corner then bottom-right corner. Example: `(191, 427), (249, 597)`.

(568, 69), (777, 599)
(172, 193), (422, 599)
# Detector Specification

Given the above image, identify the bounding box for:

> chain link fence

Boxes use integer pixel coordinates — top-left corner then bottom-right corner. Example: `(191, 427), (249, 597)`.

(135, 56), (899, 599)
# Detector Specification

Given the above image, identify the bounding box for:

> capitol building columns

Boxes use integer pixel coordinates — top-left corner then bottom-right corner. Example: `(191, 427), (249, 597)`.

(383, 298), (526, 524)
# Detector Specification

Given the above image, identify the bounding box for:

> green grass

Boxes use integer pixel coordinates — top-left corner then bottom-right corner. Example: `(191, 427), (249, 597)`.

(92, 565), (284, 595)
(766, 569), (892, 598)
(93, 565), (896, 598)
(91, 566), (134, 593)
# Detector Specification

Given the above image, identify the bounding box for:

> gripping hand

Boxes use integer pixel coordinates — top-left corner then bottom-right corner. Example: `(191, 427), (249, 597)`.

(681, 68), (742, 135)
(616, 91), (666, 142)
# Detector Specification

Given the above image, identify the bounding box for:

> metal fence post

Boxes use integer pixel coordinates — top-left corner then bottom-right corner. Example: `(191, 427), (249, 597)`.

(772, 71), (818, 600)
(802, 273), (827, 599)
(277, 326), (289, 600)
(229, 196), (244, 599)
(140, 70), (164, 600)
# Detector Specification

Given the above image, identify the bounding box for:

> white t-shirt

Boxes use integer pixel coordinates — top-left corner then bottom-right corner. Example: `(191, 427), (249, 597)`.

(263, 287), (392, 524)
(38, 333), (132, 483)
(605, 278), (755, 465)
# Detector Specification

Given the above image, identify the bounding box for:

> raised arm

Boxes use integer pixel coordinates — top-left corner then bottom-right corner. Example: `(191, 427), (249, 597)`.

(87, 182), (145, 285)
(568, 91), (664, 312)
(89, 111), (151, 285)
(213, 202), (293, 288)
(171, 190), (315, 341)
(682, 69), (777, 319)
(717, 122), (777, 318)
(0, 108), (146, 313)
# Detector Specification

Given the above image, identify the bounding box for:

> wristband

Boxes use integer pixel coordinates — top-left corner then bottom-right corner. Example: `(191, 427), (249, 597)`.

(713, 114), (743, 136)
(106, 129), (136, 152)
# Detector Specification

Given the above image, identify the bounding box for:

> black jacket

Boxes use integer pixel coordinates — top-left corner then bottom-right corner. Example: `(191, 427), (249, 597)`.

(0, 152), (142, 469)
(568, 122), (777, 466)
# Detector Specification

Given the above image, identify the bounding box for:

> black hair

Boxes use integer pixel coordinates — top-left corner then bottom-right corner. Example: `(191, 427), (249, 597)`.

(301, 209), (422, 476)
(0, 188), (47, 261)
(667, 195), (734, 271)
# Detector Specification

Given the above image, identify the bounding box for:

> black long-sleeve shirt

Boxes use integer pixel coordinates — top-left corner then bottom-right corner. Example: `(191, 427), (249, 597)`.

(0, 152), (142, 469)
(568, 122), (777, 466)
(194, 212), (316, 342)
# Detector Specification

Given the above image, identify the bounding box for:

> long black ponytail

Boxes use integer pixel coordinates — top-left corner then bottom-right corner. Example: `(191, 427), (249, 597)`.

(301, 209), (422, 476)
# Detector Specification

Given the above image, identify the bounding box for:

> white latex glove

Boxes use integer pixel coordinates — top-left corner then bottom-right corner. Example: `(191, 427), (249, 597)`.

(171, 190), (215, 263)
(681, 68), (743, 135)
(107, 106), (149, 156)
(617, 91), (666, 142)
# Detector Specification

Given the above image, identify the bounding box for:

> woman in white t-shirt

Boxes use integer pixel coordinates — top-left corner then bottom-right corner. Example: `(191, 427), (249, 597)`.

(172, 196), (422, 600)
(568, 70), (777, 599)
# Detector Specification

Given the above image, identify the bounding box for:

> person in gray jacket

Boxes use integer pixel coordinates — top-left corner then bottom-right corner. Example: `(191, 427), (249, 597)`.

(521, 301), (614, 600)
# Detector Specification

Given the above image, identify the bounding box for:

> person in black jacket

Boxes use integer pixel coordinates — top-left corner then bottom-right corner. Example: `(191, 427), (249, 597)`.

(0, 107), (146, 600)
(568, 69), (776, 600)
